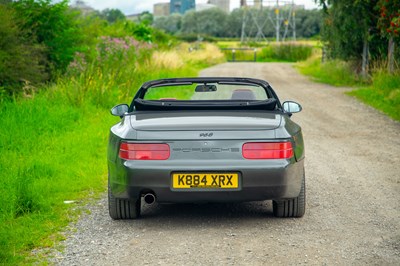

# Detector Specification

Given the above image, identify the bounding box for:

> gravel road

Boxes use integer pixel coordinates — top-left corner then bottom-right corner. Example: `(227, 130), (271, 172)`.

(51, 63), (400, 265)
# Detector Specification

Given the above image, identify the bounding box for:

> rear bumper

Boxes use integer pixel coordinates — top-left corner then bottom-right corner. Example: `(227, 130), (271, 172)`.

(109, 158), (304, 203)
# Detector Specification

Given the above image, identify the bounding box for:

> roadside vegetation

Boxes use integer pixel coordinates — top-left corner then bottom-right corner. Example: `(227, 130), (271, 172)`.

(0, 1), (224, 264)
(297, 0), (400, 121)
(218, 42), (315, 63)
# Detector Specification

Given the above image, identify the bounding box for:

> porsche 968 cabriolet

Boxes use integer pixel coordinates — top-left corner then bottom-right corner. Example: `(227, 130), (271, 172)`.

(108, 77), (305, 219)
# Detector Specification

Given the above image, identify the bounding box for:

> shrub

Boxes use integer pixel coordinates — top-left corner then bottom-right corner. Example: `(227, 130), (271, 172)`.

(12, 0), (84, 75)
(0, 4), (47, 96)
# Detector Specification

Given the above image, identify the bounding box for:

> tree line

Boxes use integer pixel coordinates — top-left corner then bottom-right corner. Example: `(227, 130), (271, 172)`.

(153, 7), (322, 39)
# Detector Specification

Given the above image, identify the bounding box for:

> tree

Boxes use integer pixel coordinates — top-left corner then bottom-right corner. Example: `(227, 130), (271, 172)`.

(12, 0), (84, 75)
(319, 0), (379, 76)
(224, 8), (244, 37)
(139, 11), (153, 25)
(181, 8), (228, 37)
(316, 0), (399, 74)
(295, 9), (322, 38)
(153, 14), (182, 34)
(101, 8), (126, 23)
(377, 0), (400, 73)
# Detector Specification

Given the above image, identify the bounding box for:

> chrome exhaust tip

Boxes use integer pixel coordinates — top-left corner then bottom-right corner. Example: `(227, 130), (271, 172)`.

(143, 193), (156, 205)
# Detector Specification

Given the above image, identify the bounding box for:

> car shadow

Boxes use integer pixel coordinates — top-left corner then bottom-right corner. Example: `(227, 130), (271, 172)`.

(131, 201), (276, 225)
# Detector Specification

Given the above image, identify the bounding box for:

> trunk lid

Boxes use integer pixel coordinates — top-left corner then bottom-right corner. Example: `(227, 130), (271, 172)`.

(129, 111), (281, 140)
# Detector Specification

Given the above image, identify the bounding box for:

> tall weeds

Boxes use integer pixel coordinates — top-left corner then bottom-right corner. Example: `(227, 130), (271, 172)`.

(53, 40), (224, 107)
(52, 36), (153, 107)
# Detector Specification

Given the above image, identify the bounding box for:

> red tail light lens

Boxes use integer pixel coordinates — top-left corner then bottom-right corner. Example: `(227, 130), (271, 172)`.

(242, 142), (293, 159)
(119, 143), (170, 160)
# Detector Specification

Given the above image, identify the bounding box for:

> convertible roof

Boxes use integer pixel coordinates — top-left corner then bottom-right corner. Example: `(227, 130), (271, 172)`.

(140, 77), (270, 90)
(129, 77), (281, 112)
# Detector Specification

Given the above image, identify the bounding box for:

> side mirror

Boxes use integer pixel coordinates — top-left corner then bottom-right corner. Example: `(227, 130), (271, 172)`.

(110, 104), (129, 117)
(282, 101), (302, 113)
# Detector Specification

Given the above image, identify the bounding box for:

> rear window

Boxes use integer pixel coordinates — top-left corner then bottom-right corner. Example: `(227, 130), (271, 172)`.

(143, 83), (268, 101)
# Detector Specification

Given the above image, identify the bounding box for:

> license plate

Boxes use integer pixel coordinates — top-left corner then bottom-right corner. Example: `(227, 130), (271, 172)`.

(172, 173), (239, 189)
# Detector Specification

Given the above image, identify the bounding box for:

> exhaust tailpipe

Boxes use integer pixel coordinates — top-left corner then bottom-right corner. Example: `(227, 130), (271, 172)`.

(143, 193), (156, 205)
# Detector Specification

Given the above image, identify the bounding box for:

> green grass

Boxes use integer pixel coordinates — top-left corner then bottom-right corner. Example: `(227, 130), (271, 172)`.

(0, 95), (115, 263)
(347, 72), (400, 121)
(296, 56), (362, 86)
(296, 56), (400, 121)
(218, 42), (314, 63)
(221, 49), (256, 62)
(0, 42), (220, 264)
(257, 44), (313, 62)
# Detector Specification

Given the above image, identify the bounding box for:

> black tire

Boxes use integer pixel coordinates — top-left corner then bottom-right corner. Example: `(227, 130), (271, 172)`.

(273, 173), (306, 218)
(108, 182), (140, 220)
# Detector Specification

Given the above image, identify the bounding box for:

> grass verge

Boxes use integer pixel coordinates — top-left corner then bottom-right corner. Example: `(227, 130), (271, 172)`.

(0, 43), (225, 264)
(0, 96), (114, 263)
(296, 56), (400, 121)
(347, 72), (400, 121)
(296, 55), (362, 86)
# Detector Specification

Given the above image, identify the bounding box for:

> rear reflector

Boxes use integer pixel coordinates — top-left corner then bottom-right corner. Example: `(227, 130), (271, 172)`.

(119, 142), (170, 160)
(242, 142), (293, 159)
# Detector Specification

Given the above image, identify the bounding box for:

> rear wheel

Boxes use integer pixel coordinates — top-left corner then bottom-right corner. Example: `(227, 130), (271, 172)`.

(108, 182), (140, 220)
(273, 173), (305, 218)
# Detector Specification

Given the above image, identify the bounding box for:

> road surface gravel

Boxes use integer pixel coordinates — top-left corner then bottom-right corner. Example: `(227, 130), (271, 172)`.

(51, 63), (400, 265)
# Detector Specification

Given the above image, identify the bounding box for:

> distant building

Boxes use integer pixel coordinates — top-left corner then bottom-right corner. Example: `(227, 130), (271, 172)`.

(240, 0), (247, 7)
(126, 13), (141, 22)
(70, 0), (95, 16)
(196, 3), (217, 12)
(208, 0), (230, 13)
(154, 3), (170, 17)
(170, 0), (195, 14)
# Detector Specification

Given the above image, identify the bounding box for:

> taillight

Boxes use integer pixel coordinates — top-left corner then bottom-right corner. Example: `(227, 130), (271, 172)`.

(242, 142), (293, 159)
(119, 142), (170, 160)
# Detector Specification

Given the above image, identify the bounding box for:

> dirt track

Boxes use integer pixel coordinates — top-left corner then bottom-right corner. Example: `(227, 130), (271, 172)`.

(52, 63), (400, 265)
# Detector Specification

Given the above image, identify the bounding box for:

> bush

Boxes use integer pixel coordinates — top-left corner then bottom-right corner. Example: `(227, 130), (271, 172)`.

(12, 0), (84, 74)
(0, 4), (48, 96)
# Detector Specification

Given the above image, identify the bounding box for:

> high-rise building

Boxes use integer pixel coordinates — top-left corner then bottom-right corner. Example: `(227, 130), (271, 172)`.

(208, 0), (230, 13)
(154, 3), (170, 17)
(170, 0), (195, 14)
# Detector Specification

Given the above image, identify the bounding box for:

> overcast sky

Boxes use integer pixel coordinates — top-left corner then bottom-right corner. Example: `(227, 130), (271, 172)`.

(76, 0), (320, 15)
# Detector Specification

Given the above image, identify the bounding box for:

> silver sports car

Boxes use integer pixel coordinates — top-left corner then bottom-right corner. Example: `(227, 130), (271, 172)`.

(108, 77), (305, 219)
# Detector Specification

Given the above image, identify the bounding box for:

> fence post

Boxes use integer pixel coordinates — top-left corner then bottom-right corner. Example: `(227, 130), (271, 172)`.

(232, 49), (236, 62)
(254, 49), (257, 62)
(321, 46), (327, 63)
